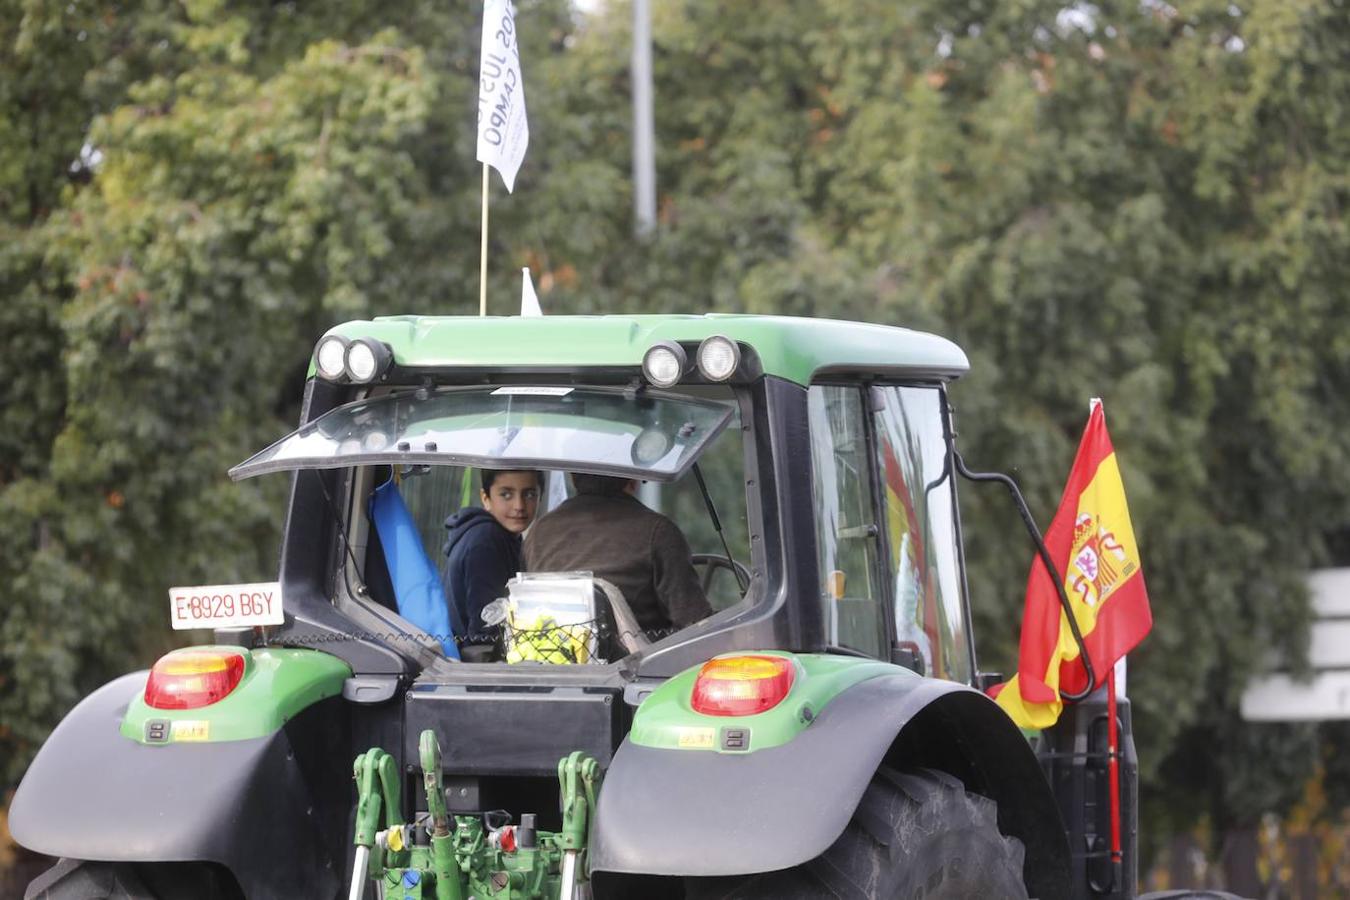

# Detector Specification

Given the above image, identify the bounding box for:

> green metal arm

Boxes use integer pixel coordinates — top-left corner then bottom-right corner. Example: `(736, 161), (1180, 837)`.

(557, 751), (598, 853)
(419, 730), (464, 900)
(354, 747), (407, 879)
(352, 750), (384, 848)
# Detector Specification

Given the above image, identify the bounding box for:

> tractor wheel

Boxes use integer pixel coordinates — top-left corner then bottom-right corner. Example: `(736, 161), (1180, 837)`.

(25, 859), (241, 900)
(687, 767), (1028, 899)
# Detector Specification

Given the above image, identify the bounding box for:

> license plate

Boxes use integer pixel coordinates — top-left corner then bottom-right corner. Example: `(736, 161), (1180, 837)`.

(168, 581), (284, 630)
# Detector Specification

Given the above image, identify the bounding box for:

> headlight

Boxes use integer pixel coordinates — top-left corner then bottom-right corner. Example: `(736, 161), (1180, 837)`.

(642, 341), (687, 388)
(345, 338), (393, 384)
(631, 426), (674, 466)
(315, 335), (350, 382)
(697, 335), (740, 382)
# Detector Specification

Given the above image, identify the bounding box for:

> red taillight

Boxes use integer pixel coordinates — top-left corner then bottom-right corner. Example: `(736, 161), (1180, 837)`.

(690, 655), (795, 717)
(144, 648), (246, 710)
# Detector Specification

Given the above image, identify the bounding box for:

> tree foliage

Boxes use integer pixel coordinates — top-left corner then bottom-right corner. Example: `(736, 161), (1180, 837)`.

(3, 0), (1347, 853)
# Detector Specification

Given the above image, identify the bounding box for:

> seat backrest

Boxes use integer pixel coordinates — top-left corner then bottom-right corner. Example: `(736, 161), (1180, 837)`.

(369, 477), (460, 659)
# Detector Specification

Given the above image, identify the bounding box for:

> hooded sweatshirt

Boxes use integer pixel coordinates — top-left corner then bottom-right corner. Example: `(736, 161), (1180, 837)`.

(441, 507), (522, 644)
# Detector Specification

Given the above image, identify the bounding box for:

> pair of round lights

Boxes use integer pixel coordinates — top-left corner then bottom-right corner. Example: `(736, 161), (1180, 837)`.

(315, 334), (393, 384)
(642, 335), (741, 388)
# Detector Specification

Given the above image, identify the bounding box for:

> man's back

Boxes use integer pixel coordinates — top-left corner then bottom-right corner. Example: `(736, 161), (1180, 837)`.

(524, 490), (711, 633)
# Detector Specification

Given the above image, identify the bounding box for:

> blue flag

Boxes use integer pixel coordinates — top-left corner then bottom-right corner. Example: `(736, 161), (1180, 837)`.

(370, 476), (460, 659)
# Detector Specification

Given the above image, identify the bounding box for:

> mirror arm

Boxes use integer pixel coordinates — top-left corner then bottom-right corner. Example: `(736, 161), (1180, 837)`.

(952, 451), (1096, 703)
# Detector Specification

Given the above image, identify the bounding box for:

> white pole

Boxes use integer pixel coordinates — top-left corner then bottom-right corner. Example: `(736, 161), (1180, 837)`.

(638, 480), (661, 513)
(631, 0), (656, 236)
(348, 845), (370, 900)
(559, 849), (579, 899)
(480, 163), (490, 316)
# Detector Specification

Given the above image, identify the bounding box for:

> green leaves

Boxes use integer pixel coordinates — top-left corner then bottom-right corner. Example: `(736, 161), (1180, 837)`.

(0, 4), (450, 784)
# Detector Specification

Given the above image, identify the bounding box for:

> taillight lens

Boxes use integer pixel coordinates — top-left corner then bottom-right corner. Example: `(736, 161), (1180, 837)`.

(144, 648), (247, 710)
(690, 655), (795, 717)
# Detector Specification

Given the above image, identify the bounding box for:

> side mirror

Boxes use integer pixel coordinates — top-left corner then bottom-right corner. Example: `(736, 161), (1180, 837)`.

(890, 643), (925, 676)
(975, 671), (1004, 693)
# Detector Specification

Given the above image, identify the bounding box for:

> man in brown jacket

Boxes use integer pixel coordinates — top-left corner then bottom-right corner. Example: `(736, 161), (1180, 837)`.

(523, 474), (712, 634)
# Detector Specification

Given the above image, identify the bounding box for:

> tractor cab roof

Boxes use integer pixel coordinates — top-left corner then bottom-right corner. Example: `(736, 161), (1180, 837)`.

(315, 314), (969, 386)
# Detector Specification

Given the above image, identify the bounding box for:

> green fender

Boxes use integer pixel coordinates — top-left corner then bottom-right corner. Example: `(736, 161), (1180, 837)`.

(590, 663), (1070, 900)
(11, 649), (352, 898)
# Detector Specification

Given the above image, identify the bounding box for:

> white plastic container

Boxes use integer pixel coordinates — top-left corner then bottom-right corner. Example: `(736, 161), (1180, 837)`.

(503, 572), (600, 664)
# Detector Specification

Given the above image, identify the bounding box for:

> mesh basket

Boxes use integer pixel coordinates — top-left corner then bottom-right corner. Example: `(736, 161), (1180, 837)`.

(503, 615), (606, 665)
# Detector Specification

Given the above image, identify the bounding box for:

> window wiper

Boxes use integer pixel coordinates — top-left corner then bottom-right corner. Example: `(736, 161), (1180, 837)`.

(692, 463), (748, 597)
(823, 644), (872, 659)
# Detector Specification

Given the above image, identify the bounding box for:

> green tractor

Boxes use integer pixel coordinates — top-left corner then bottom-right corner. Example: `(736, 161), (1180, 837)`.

(13, 315), (1177, 899)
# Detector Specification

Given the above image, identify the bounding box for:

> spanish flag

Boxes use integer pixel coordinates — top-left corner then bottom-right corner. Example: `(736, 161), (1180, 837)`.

(994, 400), (1152, 729)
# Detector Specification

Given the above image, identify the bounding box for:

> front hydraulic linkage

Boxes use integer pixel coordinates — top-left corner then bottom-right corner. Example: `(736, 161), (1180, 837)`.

(350, 744), (422, 899)
(349, 730), (600, 900)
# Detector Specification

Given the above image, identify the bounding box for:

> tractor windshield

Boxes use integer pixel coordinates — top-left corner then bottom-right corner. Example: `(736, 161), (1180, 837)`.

(229, 385), (734, 482)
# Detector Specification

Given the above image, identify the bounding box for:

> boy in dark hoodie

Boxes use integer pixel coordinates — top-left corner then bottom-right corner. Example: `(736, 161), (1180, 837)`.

(442, 469), (542, 658)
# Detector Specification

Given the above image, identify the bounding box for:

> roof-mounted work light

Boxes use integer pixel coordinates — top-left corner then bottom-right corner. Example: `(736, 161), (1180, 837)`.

(345, 338), (393, 384)
(642, 341), (687, 388)
(314, 334), (350, 382)
(696, 335), (740, 382)
(314, 334), (394, 384)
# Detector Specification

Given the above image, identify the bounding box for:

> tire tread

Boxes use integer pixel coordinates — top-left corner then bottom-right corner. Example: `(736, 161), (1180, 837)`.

(685, 767), (1028, 900)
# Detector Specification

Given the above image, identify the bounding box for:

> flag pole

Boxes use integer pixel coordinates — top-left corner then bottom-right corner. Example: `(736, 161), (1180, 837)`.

(479, 163), (489, 317)
(1106, 663), (1123, 889)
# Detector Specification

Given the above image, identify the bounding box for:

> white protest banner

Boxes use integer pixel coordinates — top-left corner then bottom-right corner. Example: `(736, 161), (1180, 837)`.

(545, 471), (569, 514)
(521, 267), (542, 316)
(477, 0), (529, 192)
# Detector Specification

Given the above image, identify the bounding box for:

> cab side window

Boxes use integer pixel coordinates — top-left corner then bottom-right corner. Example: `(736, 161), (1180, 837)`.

(872, 386), (971, 682)
(808, 385), (886, 658)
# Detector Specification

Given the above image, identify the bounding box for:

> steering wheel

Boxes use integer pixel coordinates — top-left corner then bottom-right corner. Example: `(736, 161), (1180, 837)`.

(691, 553), (751, 596)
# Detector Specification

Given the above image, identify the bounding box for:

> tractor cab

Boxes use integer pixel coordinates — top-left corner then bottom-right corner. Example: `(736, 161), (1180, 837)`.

(229, 315), (977, 688)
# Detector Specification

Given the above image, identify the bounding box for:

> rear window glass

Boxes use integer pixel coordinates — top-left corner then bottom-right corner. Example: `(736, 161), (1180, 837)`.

(231, 385), (734, 482)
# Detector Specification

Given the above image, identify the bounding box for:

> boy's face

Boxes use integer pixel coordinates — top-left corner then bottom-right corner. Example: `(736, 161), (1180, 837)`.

(481, 472), (540, 534)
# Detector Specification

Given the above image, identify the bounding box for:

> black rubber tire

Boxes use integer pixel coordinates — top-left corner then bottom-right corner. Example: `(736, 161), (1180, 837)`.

(686, 767), (1029, 899)
(25, 859), (241, 900)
